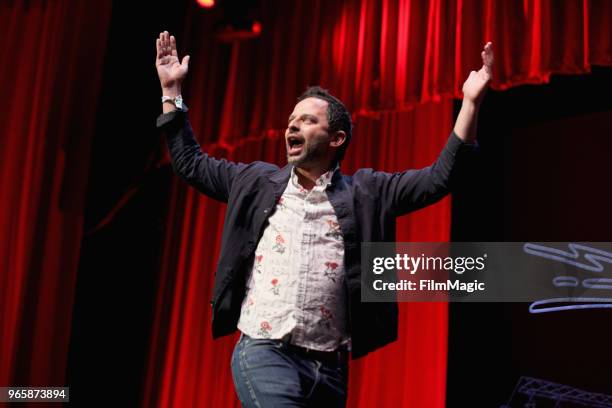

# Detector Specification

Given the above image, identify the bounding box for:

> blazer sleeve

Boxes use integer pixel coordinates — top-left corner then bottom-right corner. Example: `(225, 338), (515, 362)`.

(373, 131), (478, 216)
(157, 110), (246, 203)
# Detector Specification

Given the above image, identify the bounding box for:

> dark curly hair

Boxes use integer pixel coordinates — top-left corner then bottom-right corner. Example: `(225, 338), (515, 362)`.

(297, 86), (353, 163)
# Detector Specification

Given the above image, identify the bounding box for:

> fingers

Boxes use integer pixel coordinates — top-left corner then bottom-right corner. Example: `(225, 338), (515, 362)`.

(162, 31), (169, 55)
(157, 31), (182, 62)
(481, 41), (494, 75)
(170, 35), (178, 57)
(157, 32), (166, 59)
(157, 31), (180, 66)
(158, 31), (172, 56)
(482, 42), (493, 64)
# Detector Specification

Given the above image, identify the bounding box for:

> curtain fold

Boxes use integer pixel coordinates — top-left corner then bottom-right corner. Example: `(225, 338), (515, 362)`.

(174, 0), (611, 149)
(0, 0), (112, 398)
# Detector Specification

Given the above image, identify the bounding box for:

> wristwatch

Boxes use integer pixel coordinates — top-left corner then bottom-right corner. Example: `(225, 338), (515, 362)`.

(161, 94), (186, 111)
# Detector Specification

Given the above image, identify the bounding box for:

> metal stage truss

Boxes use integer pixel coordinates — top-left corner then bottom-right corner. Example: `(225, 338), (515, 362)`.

(502, 376), (612, 408)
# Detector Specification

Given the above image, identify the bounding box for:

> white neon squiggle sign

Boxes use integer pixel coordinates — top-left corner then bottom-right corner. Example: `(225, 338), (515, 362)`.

(525, 243), (612, 313)
(523, 243), (612, 272)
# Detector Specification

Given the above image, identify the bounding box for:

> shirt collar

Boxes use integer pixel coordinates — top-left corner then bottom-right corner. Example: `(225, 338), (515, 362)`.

(291, 164), (340, 189)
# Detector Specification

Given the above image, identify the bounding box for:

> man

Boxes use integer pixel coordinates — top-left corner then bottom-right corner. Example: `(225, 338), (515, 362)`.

(155, 31), (493, 407)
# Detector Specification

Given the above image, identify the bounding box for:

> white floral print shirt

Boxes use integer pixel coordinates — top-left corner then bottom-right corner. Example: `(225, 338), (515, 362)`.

(236, 166), (349, 351)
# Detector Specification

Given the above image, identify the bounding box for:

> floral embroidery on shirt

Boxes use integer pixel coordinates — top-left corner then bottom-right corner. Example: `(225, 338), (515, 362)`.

(243, 297), (254, 316)
(255, 255), (263, 273)
(319, 306), (333, 330)
(324, 262), (339, 282)
(272, 234), (286, 253)
(325, 219), (343, 239)
(270, 278), (281, 295)
(237, 165), (347, 350)
(257, 321), (272, 338)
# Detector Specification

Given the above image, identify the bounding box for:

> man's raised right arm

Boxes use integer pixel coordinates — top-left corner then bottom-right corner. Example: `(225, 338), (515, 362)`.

(155, 31), (242, 202)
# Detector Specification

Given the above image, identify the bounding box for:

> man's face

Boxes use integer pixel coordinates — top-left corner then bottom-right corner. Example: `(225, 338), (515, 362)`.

(285, 97), (332, 168)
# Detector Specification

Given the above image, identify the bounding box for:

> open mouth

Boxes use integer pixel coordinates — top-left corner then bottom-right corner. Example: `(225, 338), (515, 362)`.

(287, 135), (305, 155)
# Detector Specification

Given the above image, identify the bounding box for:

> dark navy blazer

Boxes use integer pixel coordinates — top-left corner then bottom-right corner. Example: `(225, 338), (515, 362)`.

(157, 110), (477, 359)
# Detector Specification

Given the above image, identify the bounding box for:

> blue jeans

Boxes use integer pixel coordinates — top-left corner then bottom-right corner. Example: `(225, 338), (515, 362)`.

(231, 333), (349, 407)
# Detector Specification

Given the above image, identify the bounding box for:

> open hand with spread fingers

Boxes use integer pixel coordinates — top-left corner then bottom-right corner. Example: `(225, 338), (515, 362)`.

(155, 31), (190, 97)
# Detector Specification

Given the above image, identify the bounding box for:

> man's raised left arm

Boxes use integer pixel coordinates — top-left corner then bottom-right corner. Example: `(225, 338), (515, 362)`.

(375, 42), (493, 216)
(453, 42), (493, 143)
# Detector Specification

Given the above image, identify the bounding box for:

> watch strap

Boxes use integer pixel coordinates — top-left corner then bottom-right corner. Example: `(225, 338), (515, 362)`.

(161, 94), (187, 111)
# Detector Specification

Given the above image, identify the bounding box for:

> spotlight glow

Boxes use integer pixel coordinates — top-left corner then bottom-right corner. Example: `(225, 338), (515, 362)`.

(197, 0), (215, 8)
(252, 21), (262, 35)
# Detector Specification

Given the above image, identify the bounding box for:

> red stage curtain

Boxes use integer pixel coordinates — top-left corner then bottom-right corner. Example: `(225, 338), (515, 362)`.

(166, 0), (611, 150)
(0, 0), (112, 399)
(139, 0), (612, 406)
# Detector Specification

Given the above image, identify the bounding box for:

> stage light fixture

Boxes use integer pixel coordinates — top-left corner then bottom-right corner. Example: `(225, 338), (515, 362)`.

(197, 0), (215, 9)
(251, 21), (261, 35)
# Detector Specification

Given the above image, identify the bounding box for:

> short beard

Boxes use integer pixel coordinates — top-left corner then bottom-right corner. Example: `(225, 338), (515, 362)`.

(287, 152), (310, 167)
(287, 140), (326, 168)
